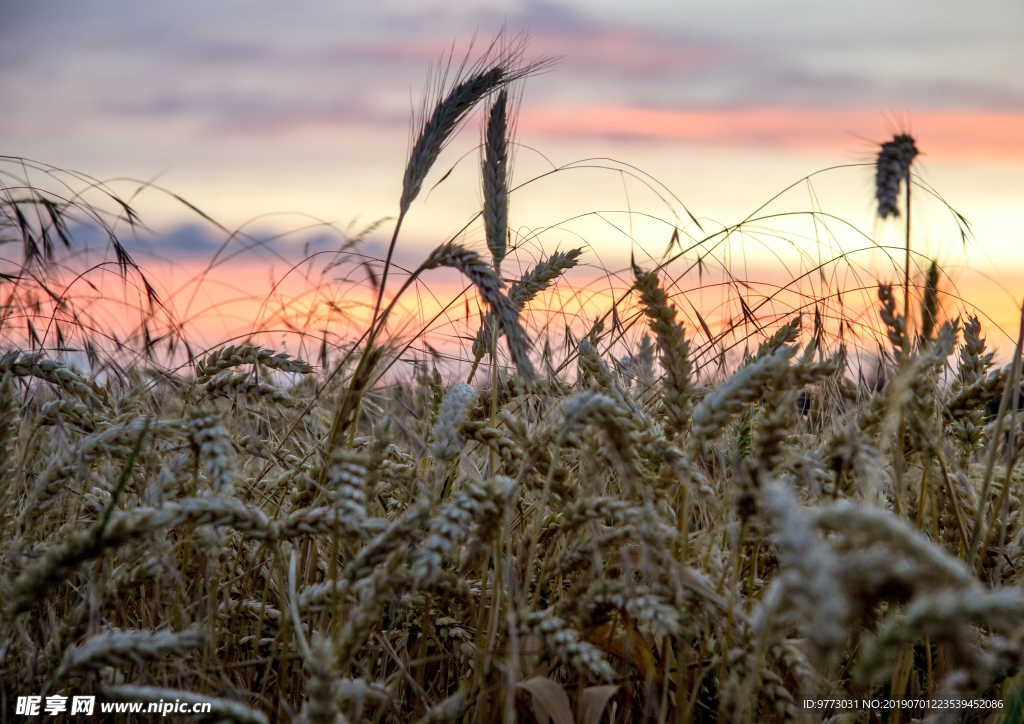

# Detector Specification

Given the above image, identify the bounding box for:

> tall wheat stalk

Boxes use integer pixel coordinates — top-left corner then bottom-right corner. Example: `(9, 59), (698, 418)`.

(876, 133), (919, 325)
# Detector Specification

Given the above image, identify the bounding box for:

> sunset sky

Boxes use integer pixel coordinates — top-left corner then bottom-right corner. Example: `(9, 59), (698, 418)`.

(3, 0), (1023, 355)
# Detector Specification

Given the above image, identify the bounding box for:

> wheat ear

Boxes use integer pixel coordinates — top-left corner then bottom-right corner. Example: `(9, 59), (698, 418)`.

(424, 243), (534, 379)
(633, 266), (694, 437)
(483, 87), (510, 270)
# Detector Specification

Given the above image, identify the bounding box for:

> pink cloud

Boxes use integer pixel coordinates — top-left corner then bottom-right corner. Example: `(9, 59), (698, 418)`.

(520, 106), (1024, 163)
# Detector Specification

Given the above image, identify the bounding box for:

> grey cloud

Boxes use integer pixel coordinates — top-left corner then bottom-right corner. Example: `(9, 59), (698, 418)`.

(3, 0), (1023, 150)
(65, 223), (224, 259)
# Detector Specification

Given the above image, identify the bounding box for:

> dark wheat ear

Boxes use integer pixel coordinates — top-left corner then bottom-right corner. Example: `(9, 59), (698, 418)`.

(483, 88), (510, 270)
(422, 242), (535, 380)
(372, 36), (552, 331)
(920, 260), (940, 342)
(400, 39), (551, 216)
(875, 133), (918, 219)
(401, 66), (504, 215)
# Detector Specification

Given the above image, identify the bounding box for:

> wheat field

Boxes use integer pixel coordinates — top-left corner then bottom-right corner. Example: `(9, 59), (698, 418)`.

(2, 40), (1024, 724)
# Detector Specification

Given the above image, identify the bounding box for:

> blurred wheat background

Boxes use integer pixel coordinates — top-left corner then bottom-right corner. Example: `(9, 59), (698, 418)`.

(3, 4), (1024, 724)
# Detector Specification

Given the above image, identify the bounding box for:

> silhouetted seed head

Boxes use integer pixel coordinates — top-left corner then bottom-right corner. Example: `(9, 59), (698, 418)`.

(483, 88), (510, 268)
(877, 283), (907, 355)
(921, 260), (941, 342)
(400, 38), (552, 216)
(401, 67), (505, 215)
(875, 134), (918, 219)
